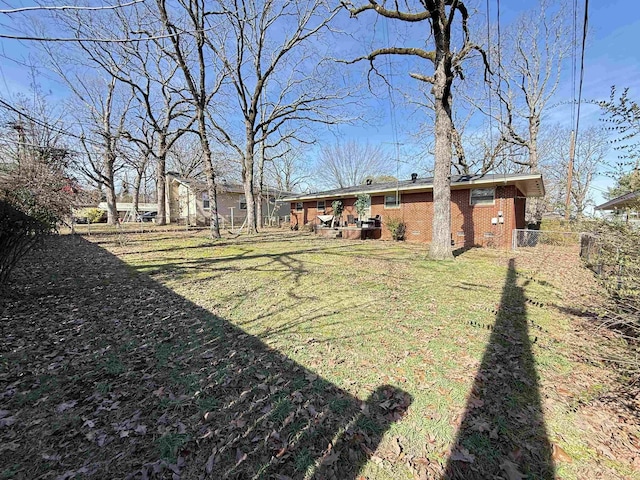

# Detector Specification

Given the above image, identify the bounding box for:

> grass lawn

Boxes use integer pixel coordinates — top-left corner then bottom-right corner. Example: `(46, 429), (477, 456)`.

(1, 228), (638, 479)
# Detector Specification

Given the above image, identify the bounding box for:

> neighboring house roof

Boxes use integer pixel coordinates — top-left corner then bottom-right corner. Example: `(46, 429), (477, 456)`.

(167, 173), (292, 197)
(98, 202), (158, 212)
(282, 173), (545, 202)
(594, 190), (640, 210)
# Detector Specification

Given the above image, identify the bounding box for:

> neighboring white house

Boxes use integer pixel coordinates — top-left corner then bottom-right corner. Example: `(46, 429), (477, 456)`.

(165, 173), (291, 227)
(595, 190), (640, 226)
(97, 202), (157, 218)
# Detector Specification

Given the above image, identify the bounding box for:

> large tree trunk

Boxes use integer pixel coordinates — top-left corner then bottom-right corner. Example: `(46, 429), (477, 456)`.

(156, 147), (167, 225)
(204, 155), (220, 238)
(525, 117), (543, 223)
(429, 43), (454, 261)
(528, 117), (540, 172)
(243, 122), (257, 234)
(256, 136), (266, 229)
(105, 182), (118, 225)
(133, 168), (142, 217)
(105, 154), (119, 225)
(197, 112), (220, 238)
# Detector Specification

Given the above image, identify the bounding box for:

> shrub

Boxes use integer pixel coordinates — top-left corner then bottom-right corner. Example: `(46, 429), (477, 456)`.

(582, 220), (640, 376)
(83, 208), (106, 224)
(0, 200), (51, 285)
(331, 200), (344, 227)
(384, 216), (406, 241)
(354, 194), (370, 219)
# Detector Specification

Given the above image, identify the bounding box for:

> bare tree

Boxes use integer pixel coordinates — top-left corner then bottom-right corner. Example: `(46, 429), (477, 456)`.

(119, 133), (152, 215)
(48, 2), (197, 224)
(204, 0), (353, 234)
(344, 0), (487, 260)
(541, 125), (607, 218)
(318, 140), (393, 188)
(493, 2), (572, 173)
(29, 14), (135, 225)
(265, 145), (312, 193)
(68, 76), (131, 225)
(155, 0), (226, 238)
(167, 135), (205, 179)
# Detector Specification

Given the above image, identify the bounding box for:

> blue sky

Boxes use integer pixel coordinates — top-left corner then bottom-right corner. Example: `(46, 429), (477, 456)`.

(1, 0), (639, 207)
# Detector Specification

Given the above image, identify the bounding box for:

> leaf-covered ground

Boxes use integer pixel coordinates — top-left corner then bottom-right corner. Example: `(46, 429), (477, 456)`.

(0, 228), (638, 479)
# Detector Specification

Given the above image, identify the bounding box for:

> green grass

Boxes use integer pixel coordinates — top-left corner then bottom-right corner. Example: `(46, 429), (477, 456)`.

(156, 433), (190, 462)
(5, 229), (633, 479)
(96, 230), (637, 479)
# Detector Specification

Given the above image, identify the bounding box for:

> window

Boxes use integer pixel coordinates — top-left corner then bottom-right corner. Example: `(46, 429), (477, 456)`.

(470, 188), (495, 206)
(202, 192), (210, 210)
(239, 195), (247, 210)
(295, 202), (303, 211)
(384, 193), (400, 209)
(317, 200), (325, 210)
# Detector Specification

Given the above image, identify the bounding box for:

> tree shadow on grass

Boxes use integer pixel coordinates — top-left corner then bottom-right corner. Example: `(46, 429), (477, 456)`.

(0, 235), (411, 479)
(443, 259), (554, 479)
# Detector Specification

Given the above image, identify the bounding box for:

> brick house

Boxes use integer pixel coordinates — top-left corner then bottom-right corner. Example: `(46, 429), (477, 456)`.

(282, 173), (545, 248)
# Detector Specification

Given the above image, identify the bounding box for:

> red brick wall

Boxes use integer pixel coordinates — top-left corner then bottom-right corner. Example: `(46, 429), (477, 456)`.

(450, 185), (517, 248)
(291, 198), (358, 228)
(370, 191), (433, 242)
(290, 185), (525, 248)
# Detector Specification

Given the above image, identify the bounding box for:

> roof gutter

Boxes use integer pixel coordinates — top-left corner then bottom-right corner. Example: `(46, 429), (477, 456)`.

(282, 174), (543, 202)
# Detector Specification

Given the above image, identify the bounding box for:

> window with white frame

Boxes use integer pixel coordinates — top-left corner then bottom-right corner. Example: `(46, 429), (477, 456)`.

(295, 202), (303, 211)
(239, 195), (247, 210)
(202, 192), (210, 209)
(470, 187), (495, 206)
(317, 200), (326, 211)
(384, 193), (401, 208)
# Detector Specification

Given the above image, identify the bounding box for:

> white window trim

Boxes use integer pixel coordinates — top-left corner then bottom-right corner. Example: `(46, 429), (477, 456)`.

(470, 187), (495, 206)
(294, 202), (304, 212)
(239, 195), (247, 210)
(202, 192), (210, 210)
(317, 200), (326, 210)
(384, 193), (401, 209)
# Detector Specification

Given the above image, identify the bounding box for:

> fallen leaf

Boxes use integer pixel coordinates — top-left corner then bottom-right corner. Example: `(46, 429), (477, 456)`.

(56, 400), (77, 413)
(500, 459), (525, 480)
(134, 424), (147, 435)
(552, 443), (572, 463)
(235, 448), (247, 466)
(0, 416), (16, 428)
(205, 451), (216, 474)
(323, 451), (340, 466)
(450, 447), (475, 463)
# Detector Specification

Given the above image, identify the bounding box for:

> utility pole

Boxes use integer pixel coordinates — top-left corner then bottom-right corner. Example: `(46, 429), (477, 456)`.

(565, 130), (576, 220)
(10, 115), (26, 166)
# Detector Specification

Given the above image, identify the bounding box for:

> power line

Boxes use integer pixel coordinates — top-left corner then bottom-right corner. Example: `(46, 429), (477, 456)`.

(0, 1), (143, 14)
(566, 0), (589, 219)
(0, 26), (217, 43)
(485, 0), (493, 153)
(575, 0), (589, 139)
(570, 0), (578, 130)
(381, 17), (401, 196)
(0, 97), (103, 147)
